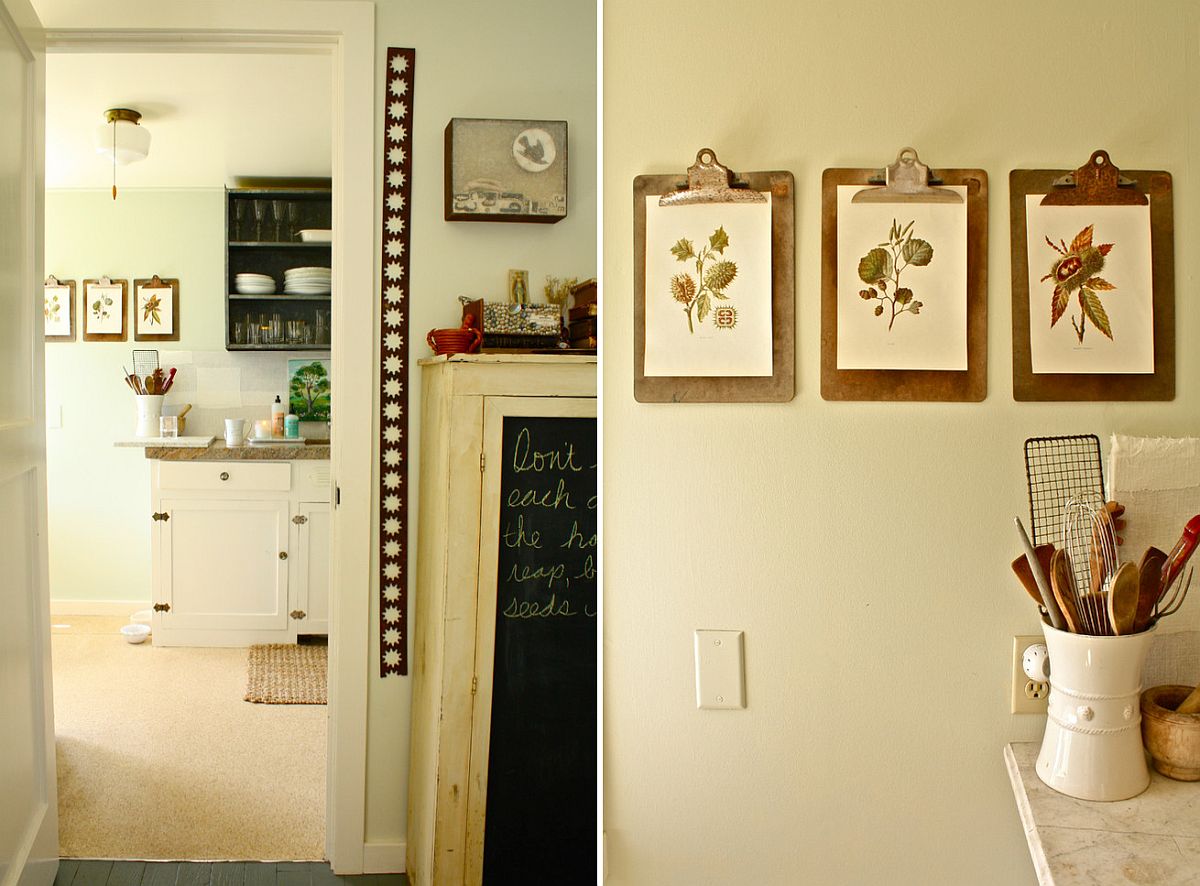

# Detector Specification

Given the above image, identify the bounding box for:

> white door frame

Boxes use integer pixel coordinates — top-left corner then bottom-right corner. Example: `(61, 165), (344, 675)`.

(43, 1), (375, 872)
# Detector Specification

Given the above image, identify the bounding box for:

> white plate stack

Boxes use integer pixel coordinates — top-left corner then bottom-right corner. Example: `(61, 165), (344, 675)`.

(235, 272), (275, 295)
(284, 266), (332, 295)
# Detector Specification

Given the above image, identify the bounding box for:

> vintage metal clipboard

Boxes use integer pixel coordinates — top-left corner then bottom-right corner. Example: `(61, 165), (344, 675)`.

(633, 148), (794, 403)
(821, 147), (988, 402)
(1010, 149), (1174, 401)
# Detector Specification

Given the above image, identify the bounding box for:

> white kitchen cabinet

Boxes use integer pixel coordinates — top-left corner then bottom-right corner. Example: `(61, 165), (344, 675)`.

(149, 457), (331, 647)
(292, 500), (330, 635)
(407, 354), (597, 886)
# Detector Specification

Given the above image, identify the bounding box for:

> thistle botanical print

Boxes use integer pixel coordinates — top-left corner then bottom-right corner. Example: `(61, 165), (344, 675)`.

(644, 196), (774, 378)
(856, 219), (932, 331)
(668, 226), (738, 333)
(1041, 224), (1115, 344)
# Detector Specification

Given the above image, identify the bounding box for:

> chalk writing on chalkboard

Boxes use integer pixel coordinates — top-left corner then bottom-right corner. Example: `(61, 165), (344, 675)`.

(484, 415), (597, 883)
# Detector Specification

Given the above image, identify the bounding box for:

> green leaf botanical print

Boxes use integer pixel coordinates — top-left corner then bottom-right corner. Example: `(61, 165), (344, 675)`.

(668, 225), (738, 334)
(44, 294), (61, 321)
(141, 293), (162, 326)
(1041, 224), (1115, 343)
(857, 218), (931, 331)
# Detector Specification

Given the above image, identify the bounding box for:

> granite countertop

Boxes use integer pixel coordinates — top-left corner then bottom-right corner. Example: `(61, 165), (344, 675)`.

(143, 439), (331, 461)
(1005, 742), (1200, 884)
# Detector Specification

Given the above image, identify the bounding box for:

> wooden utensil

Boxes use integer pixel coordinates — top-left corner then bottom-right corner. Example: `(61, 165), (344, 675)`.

(1050, 548), (1082, 633)
(1106, 561), (1140, 635)
(1011, 544), (1061, 623)
(1176, 684), (1200, 715)
(1134, 547), (1167, 633)
(1014, 518), (1065, 630)
(1089, 501), (1126, 594)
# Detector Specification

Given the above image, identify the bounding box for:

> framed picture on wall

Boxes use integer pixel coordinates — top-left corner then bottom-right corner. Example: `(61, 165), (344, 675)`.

(44, 276), (75, 342)
(133, 276), (180, 342)
(444, 118), (567, 223)
(82, 277), (128, 341)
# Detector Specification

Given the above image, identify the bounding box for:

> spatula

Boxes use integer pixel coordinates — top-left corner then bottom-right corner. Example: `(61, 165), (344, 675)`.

(1106, 561), (1140, 635)
(1050, 548), (1082, 634)
(1133, 547), (1167, 633)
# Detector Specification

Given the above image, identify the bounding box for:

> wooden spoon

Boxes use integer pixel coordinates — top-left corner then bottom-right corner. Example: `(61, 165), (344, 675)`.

(1050, 549), (1082, 633)
(1011, 544), (1062, 624)
(1106, 562), (1140, 635)
(1133, 547), (1168, 632)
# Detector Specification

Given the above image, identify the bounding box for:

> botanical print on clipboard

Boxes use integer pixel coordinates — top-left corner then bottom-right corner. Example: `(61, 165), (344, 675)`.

(44, 284), (71, 337)
(1025, 197), (1153, 374)
(643, 196), (773, 377)
(836, 185), (967, 371)
(135, 286), (173, 336)
(84, 282), (123, 335)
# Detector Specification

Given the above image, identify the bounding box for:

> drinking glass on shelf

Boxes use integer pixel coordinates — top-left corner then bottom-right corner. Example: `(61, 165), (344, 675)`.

(234, 321), (244, 344)
(288, 204), (300, 240)
(234, 202), (246, 241)
(272, 199), (287, 241)
(253, 200), (267, 241)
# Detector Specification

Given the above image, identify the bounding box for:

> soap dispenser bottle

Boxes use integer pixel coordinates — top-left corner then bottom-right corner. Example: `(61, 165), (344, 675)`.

(272, 395), (285, 437)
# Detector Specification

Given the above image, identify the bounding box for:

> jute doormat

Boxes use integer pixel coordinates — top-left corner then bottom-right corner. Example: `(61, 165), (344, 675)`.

(244, 643), (328, 705)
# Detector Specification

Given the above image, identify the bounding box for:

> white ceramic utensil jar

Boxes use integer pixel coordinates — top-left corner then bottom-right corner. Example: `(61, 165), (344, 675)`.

(135, 394), (165, 437)
(1037, 622), (1156, 801)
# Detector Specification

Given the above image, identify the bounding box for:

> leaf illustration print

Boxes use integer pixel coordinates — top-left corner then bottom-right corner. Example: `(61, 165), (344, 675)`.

(142, 293), (162, 326)
(857, 218), (932, 331)
(1041, 224), (1115, 343)
(668, 226), (738, 333)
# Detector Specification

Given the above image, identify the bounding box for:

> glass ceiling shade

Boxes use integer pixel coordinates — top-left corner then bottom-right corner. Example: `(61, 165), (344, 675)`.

(93, 109), (151, 165)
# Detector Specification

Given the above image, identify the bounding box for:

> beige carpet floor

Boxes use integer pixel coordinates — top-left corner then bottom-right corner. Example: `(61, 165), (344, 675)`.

(51, 616), (326, 861)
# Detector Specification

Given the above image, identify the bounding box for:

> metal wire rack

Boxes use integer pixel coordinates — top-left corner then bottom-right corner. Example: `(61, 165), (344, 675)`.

(1024, 434), (1106, 547)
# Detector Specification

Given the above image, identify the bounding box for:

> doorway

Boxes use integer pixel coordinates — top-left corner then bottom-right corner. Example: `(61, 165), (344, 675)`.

(36, 3), (375, 871)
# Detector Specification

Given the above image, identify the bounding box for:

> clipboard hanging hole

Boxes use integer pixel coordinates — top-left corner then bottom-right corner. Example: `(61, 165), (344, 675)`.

(1093, 151), (1108, 167)
(698, 149), (715, 165)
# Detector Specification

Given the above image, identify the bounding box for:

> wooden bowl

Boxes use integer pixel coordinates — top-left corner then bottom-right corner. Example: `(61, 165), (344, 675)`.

(1141, 685), (1200, 780)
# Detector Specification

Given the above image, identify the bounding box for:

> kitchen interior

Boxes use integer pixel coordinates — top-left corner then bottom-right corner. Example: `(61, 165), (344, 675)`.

(43, 47), (335, 860)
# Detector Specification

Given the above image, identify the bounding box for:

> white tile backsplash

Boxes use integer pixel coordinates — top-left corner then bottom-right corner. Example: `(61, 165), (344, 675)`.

(162, 350), (331, 438)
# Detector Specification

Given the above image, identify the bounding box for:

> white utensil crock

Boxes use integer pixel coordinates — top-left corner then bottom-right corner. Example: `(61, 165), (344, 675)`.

(135, 394), (165, 437)
(1036, 622), (1156, 801)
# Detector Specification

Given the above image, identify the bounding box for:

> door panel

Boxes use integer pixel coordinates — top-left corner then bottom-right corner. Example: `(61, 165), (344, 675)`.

(0, 0), (53, 883)
(297, 501), (330, 634)
(160, 498), (290, 631)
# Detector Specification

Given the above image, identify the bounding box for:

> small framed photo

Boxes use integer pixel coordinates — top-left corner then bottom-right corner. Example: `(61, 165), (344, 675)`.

(44, 277), (75, 341)
(444, 118), (567, 223)
(82, 277), (128, 341)
(288, 358), (331, 421)
(508, 269), (529, 304)
(133, 276), (180, 341)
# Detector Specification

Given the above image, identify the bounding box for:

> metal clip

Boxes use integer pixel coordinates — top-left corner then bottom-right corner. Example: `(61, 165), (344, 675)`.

(853, 147), (962, 204)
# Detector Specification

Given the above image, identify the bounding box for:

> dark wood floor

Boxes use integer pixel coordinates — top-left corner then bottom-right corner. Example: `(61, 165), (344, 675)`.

(55, 861), (408, 886)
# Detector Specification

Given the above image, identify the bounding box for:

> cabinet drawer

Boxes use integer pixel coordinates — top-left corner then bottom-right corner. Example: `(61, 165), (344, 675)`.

(158, 461), (291, 492)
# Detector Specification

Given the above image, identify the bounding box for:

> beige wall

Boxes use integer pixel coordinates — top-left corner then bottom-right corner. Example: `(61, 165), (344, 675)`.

(603, 1), (1199, 884)
(367, 0), (597, 845)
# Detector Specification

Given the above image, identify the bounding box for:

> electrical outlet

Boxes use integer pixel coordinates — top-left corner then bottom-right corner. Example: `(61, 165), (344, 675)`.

(1012, 635), (1050, 714)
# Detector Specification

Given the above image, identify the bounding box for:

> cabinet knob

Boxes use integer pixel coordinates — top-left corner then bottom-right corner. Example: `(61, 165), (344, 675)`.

(279, 551), (288, 560)
(219, 471), (230, 481)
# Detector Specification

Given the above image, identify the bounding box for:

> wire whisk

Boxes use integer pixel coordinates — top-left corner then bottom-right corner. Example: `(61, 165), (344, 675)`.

(1062, 496), (1119, 636)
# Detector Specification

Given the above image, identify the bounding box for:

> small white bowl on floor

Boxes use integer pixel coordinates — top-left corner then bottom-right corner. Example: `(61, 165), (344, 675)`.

(120, 623), (151, 644)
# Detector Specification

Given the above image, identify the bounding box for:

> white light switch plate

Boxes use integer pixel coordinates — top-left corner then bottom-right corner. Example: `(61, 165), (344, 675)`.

(694, 629), (745, 709)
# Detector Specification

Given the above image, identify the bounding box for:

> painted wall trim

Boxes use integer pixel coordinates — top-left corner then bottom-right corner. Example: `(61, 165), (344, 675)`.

(362, 841), (407, 874)
(49, 600), (147, 617)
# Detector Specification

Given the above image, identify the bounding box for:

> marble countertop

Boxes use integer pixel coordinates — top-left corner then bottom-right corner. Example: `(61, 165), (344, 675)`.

(114, 436), (215, 448)
(142, 439), (330, 461)
(1005, 742), (1200, 884)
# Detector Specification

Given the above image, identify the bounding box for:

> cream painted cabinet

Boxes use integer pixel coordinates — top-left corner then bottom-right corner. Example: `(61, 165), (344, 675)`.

(149, 458), (331, 646)
(407, 354), (597, 886)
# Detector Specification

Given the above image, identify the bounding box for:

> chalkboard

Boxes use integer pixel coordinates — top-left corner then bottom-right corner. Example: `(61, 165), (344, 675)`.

(483, 415), (597, 884)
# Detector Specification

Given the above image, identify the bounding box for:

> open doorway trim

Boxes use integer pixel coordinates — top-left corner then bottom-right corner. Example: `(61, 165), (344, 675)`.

(44, 1), (375, 873)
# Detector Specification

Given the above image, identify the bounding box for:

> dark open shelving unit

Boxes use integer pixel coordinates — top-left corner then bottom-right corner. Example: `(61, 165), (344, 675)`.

(225, 187), (333, 351)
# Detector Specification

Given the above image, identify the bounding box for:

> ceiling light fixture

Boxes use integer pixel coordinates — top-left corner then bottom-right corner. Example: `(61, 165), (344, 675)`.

(93, 108), (150, 200)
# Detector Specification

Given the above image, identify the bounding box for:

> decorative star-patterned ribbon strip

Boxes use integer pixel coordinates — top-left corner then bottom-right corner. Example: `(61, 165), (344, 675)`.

(379, 47), (414, 676)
